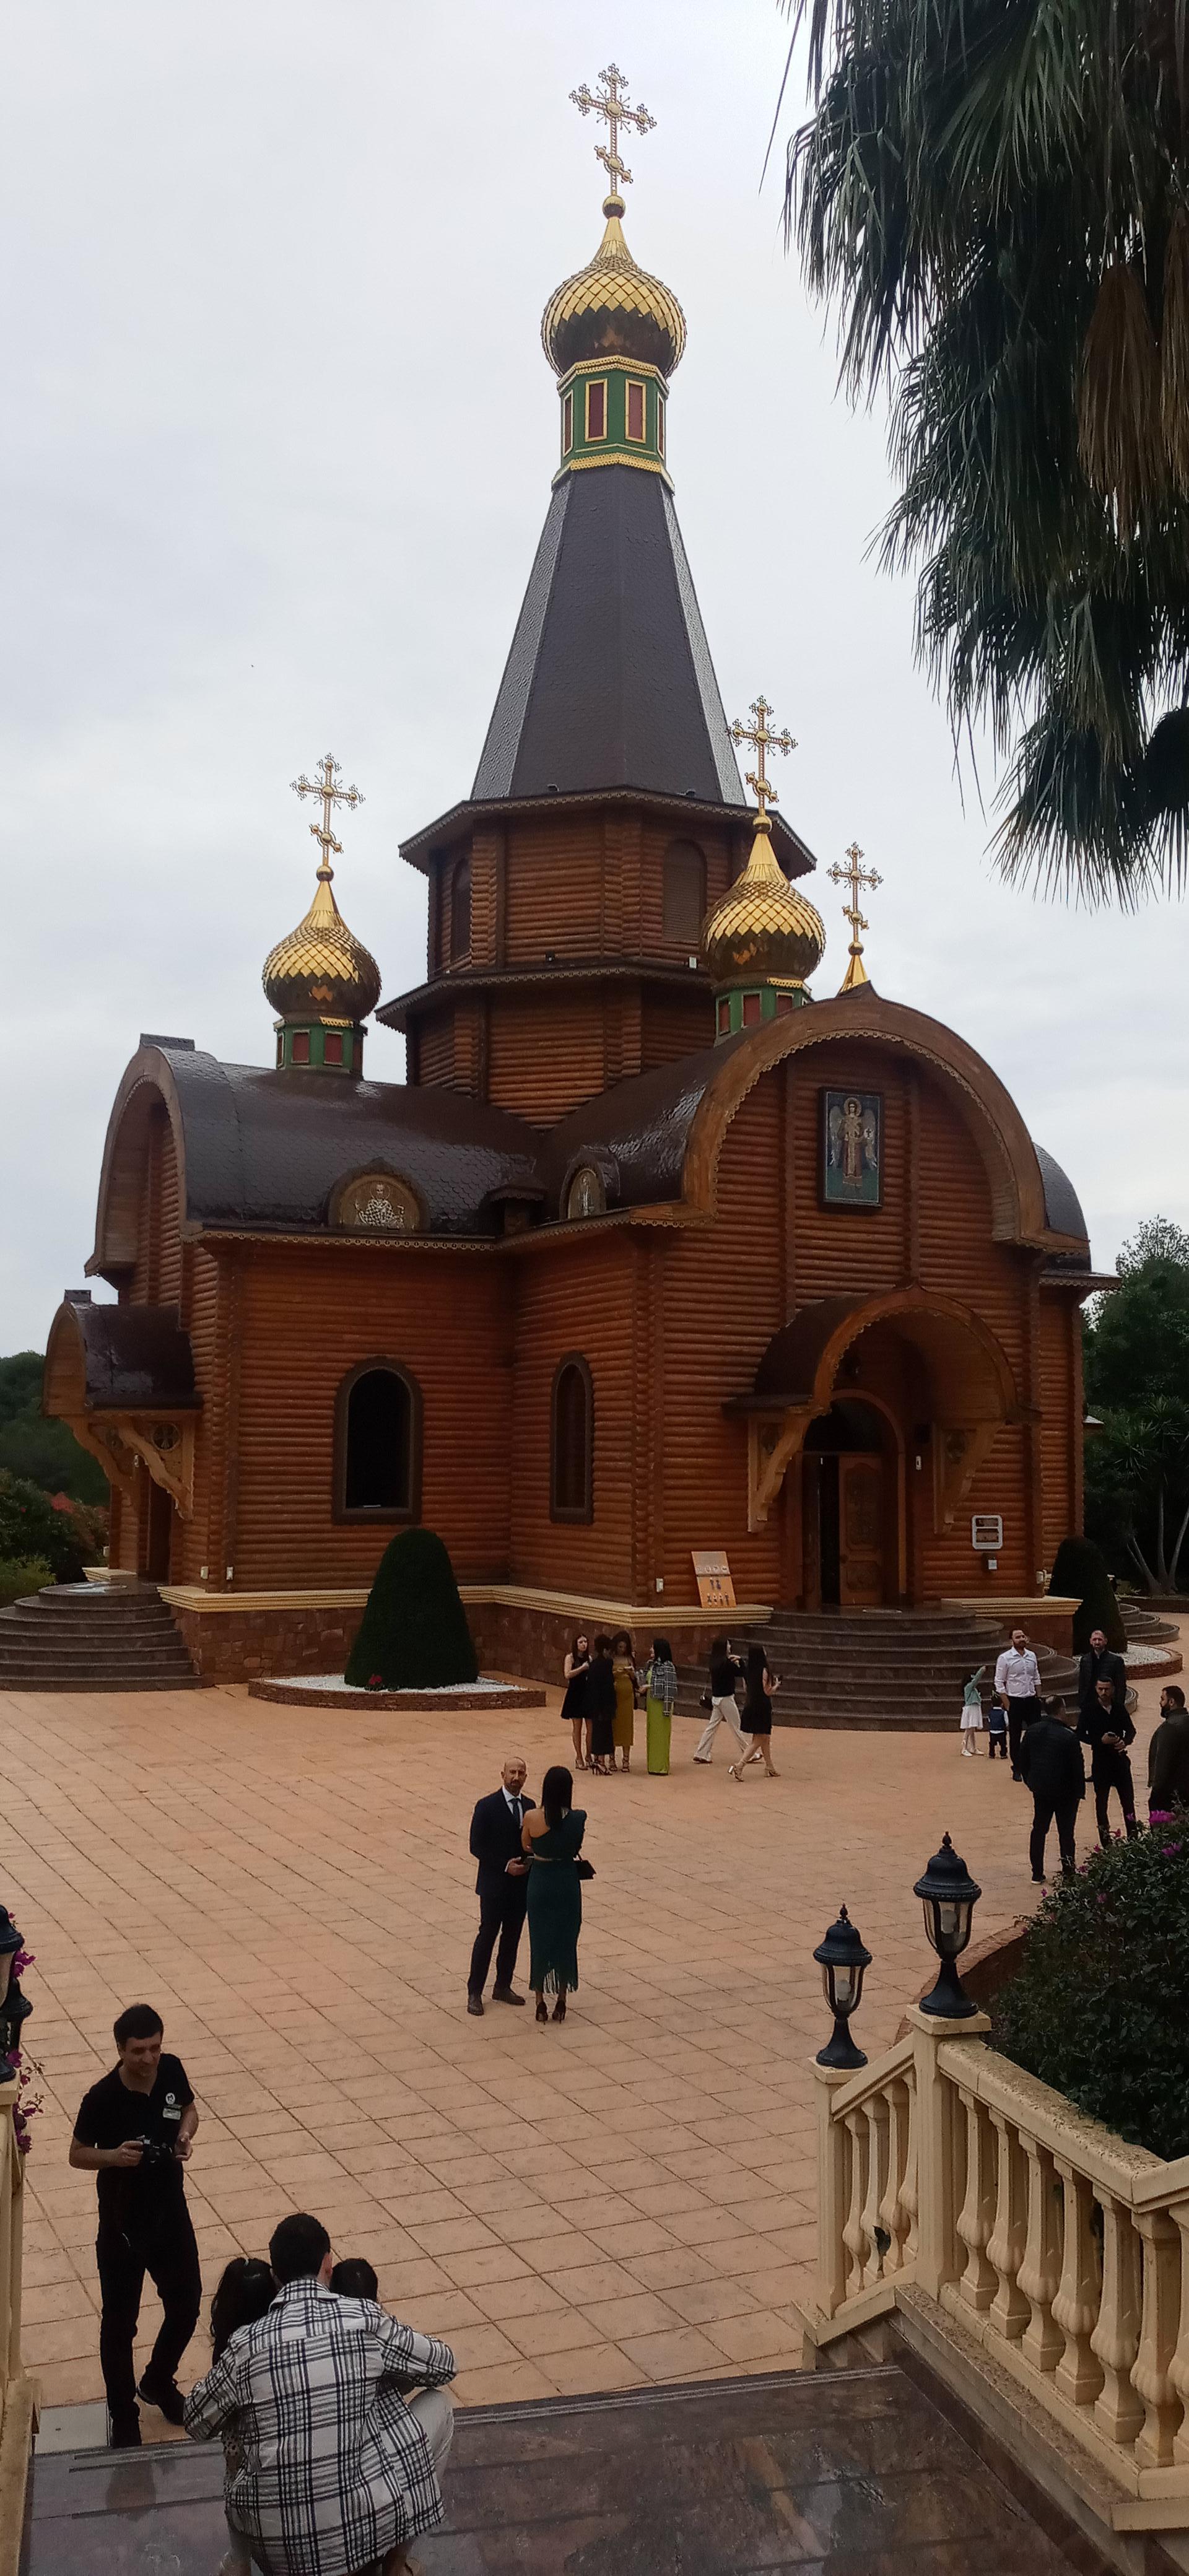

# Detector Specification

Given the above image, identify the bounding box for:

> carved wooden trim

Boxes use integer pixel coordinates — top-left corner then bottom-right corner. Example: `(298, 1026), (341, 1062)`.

(748, 1408), (816, 1531)
(119, 1419), (196, 1521)
(932, 1421), (1000, 1534)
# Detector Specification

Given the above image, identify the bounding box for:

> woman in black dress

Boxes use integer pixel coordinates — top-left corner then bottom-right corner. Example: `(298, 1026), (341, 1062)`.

(562, 1632), (593, 1770)
(730, 1643), (782, 1779)
(585, 1635), (616, 1777)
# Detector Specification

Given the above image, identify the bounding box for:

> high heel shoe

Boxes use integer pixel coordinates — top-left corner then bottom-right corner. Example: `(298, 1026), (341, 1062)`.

(552, 1995), (567, 2022)
(728, 1763), (740, 1780)
(535, 1998), (549, 2023)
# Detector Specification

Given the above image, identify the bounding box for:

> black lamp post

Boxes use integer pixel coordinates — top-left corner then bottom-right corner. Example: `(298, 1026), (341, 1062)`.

(913, 1834), (982, 2018)
(813, 1904), (872, 2069)
(0, 1906), (32, 2082)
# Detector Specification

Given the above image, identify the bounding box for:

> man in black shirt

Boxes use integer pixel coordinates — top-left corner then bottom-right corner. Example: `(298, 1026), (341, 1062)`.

(694, 1637), (747, 1764)
(1078, 1627), (1128, 1727)
(1078, 1674), (1140, 1847)
(71, 2002), (201, 2446)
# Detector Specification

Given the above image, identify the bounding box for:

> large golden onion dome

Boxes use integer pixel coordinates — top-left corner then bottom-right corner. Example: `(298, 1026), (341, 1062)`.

(542, 195), (686, 378)
(263, 854), (381, 1024)
(702, 818), (825, 993)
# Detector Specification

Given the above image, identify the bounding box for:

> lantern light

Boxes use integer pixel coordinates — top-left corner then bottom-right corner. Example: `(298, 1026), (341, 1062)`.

(913, 1833), (982, 2018)
(812, 1904), (872, 2069)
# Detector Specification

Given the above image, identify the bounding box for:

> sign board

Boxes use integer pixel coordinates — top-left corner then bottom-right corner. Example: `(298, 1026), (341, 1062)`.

(971, 1514), (1004, 1551)
(692, 1549), (736, 1611)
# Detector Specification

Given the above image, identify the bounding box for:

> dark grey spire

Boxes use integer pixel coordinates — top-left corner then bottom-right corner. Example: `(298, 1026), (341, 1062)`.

(473, 466), (746, 807)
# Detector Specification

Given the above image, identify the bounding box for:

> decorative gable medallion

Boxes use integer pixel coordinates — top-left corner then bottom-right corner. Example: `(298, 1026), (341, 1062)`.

(566, 1165), (607, 1221)
(334, 1172), (422, 1235)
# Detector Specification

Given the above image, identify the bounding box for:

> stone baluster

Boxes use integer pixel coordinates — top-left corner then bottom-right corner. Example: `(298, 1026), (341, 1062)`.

(1091, 2193), (1144, 2448)
(842, 2108), (868, 2300)
(1052, 2159), (1104, 2408)
(1132, 2208), (1183, 2469)
(1017, 2138), (1063, 2372)
(862, 2092), (891, 2286)
(1168, 2202), (1189, 2465)
(813, 2064), (851, 2320)
(985, 2112), (1029, 2341)
(954, 2087), (997, 2313)
(879, 2076), (912, 2278)
(902, 2105), (919, 2266)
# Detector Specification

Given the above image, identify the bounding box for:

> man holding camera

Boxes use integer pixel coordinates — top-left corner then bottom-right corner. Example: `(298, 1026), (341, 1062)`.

(70, 2002), (201, 2446)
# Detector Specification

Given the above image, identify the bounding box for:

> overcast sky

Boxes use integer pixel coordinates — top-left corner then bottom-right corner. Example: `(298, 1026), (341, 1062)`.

(4, 2), (1185, 1354)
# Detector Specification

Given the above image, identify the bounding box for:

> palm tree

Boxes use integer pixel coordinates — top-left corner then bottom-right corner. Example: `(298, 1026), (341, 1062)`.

(778, 0), (1189, 903)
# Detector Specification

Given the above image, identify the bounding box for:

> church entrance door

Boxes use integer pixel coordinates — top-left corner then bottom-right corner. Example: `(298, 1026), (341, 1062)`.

(144, 1474), (173, 1583)
(801, 1400), (894, 1608)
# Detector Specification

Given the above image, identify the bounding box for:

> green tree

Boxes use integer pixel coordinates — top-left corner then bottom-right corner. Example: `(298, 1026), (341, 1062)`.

(778, 0), (1189, 900)
(0, 1354), (108, 1505)
(345, 1528), (479, 1690)
(1083, 1218), (1189, 1590)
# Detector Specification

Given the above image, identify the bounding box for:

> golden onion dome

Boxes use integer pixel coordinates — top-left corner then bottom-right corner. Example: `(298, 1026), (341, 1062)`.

(263, 856), (381, 1024)
(702, 819), (826, 991)
(542, 196), (686, 378)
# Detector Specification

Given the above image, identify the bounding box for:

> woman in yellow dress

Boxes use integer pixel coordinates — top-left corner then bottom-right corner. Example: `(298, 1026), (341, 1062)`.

(610, 1629), (638, 1773)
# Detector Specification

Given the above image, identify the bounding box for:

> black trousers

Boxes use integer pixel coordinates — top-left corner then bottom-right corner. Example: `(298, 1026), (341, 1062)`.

(988, 1728), (1009, 1760)
(96, 2202), (201, 2422)
(1008, 1697), (1040, 1775)
(1029, 1793), (1079, 1878)
(1093, 1755), (1139, 1845)
(468, 1876), (528, 1996)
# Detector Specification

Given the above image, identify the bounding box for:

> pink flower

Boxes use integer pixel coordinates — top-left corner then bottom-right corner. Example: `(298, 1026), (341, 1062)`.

(11, 1948), (33, 1977)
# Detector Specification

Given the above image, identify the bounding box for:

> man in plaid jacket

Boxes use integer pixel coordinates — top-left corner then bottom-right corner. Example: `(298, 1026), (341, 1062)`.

(185, 2213), (455, 2576)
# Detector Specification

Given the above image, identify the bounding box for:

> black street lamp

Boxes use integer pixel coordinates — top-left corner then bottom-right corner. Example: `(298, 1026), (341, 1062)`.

(913, 1834), (982, 2018)
(0, 1906), (32, 2082)
(813, 1904), (872, 2069)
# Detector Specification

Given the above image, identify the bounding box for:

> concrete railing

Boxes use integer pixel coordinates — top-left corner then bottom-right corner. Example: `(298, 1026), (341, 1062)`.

(0, 2076), (34, 2576)
(809, 2008), (1189, 2527)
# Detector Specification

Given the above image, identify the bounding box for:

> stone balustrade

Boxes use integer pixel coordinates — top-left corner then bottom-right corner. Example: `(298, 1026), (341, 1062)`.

(0, 2074), (34, 2576)
(809, 2007), (1189, 2530)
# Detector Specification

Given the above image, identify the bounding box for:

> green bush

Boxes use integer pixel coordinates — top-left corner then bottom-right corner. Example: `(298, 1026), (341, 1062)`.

(1049, 1533), (1127, 1652)
(0, 1352), (109, 1504)
(991, 1827), (1189, 2159)
(0, 1557), (51, 1606)
(0, 1473), (87, 1582)
(345, 1528), (479, 1690)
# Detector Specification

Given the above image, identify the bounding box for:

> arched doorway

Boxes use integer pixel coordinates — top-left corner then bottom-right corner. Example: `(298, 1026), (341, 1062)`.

(800, 1399), (899, 1608)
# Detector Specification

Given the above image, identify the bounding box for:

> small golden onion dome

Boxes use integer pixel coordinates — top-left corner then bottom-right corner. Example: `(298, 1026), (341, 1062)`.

(262, 856), (381, 1024)
(702, 819), (826, 991)
(542, 196), (687, 378)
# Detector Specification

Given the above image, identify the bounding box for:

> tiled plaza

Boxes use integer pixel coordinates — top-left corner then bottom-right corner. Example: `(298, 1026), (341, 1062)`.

(1, 1641), (1177, 2421)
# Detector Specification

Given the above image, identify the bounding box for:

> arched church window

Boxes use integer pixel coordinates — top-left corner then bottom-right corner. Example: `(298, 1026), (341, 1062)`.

(551, 1355), (593, 1522)
(662, 840), (706, 945)
(450, 858), (471, 963)
(334, 1172), (422, 1233)
(565, 1165), (606, 1221)
(337, 1362), (422, 1519)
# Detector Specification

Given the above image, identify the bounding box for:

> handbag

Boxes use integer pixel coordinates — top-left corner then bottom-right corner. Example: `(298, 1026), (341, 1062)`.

(699, 1690), (712, 1710)
(575, 1856), (595, 1880)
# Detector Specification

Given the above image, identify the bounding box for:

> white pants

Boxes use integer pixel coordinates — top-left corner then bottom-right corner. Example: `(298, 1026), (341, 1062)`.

(407, 2386), (455, 2480)
(695, 1695), (746, 1760)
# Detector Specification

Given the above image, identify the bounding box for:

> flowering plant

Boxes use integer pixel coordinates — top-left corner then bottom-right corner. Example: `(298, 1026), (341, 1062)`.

(366, 1673), (385, 1692)
(12, 2053), (45, 2156)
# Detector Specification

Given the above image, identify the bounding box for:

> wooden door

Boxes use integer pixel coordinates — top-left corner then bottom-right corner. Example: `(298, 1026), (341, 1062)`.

(838, 1455), (884, 1605)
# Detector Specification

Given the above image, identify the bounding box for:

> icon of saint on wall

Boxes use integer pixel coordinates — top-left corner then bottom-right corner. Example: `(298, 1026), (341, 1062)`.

(821, 1087), (882, 1208)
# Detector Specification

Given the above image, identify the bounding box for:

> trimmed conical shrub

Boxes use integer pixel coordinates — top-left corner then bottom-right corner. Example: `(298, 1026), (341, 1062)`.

(345, 1527), (479, 1689)
(1050, 1533), (1127, 1653)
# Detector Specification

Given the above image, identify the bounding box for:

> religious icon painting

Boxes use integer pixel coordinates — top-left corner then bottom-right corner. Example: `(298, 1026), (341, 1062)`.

(821, 1087), (882, 1209)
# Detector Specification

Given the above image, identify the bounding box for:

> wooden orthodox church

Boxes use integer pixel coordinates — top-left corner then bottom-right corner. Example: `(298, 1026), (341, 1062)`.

(45, 71), (1100, 1682)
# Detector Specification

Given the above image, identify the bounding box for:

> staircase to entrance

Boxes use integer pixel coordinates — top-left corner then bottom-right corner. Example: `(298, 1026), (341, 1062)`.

(0, 1584), (203, 1692)
(675, 1605), (1079, 1733)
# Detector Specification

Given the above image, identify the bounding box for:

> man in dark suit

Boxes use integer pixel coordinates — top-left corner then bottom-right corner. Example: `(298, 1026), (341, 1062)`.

(1019, 1697), (1084, 1881)
(466, 1756), (532, 2017)
(1078, 1627), (1127, 1726)
(1079, 1675), (1139, 1845)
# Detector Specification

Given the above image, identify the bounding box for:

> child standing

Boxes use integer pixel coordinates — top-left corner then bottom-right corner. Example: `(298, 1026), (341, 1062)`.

(986, 1688), (1009, 1760)
(960, 1666), (987, 1757)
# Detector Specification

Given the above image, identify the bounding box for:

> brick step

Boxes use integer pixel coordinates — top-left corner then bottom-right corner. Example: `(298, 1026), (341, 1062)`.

(0, 1671), (206, 1691)
(0, 1648), (197, 1674)
(0, 1584), (200, 1690)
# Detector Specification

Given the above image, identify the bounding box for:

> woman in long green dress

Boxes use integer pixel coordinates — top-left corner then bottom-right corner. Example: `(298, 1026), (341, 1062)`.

(522, 1765), (586, 2023)
(645, 1637), (677, 1775)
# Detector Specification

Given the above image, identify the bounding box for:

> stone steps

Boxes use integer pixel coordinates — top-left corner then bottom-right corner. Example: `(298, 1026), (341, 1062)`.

(0, 1583), (203, 1691)
(673, 1605), (1078, 1733)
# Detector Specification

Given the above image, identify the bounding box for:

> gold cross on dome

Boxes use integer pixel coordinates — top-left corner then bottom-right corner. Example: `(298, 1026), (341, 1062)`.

(827, 840), (882, 988)
(730, 697), (796, 820)
(291, 753), (364, 876)
(570, 61), (656, 199)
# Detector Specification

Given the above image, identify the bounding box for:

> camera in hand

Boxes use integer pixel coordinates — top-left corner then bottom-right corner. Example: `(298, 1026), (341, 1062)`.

(131, 2133), (179, 2167)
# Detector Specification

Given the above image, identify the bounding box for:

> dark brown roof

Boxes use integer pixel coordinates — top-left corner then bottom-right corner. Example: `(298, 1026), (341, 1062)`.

(67, 1300), (199, 1411)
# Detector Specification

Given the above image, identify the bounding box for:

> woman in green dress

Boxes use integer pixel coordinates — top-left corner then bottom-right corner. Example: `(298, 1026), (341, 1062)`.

(644, 1637), (677, 1775)
(522, 1765), (587, 2022)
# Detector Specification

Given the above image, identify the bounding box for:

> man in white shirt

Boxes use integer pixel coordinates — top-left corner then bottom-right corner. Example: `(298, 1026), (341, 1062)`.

(993, 1628), (1042, 1779)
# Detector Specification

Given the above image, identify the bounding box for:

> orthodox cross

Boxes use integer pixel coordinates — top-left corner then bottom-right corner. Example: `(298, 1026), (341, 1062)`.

(730, 697), (796, 820)
(570, 61), (656, 198)
(291, 753), (364, 873)
(827, 840), (882, 988)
